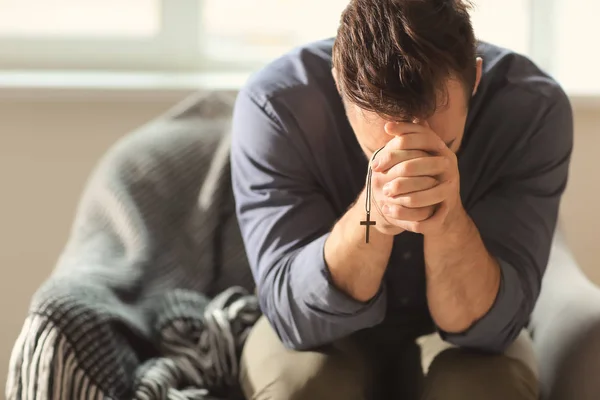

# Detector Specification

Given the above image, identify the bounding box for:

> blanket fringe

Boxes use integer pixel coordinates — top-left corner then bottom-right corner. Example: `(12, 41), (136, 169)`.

(7, 314), (112, 400)
(7, 288), (260, 400)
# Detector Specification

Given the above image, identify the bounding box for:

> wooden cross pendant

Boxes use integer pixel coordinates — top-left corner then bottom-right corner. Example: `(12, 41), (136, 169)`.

(360, 212), (376, 243)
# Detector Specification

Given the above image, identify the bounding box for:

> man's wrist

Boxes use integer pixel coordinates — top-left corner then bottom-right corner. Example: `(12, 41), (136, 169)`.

(324, 189), (394, 302)
(424, 205), (474, 274)
(432, 203), (472, 240)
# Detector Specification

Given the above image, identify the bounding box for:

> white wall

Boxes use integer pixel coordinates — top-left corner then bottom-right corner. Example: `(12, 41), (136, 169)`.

(0, 95), (598, 384)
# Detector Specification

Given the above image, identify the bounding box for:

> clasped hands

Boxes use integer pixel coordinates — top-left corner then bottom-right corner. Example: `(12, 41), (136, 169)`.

(369, 122), (465, 237)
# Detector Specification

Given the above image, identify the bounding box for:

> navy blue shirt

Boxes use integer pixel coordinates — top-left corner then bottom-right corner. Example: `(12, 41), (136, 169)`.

(231, 39), (573, 351)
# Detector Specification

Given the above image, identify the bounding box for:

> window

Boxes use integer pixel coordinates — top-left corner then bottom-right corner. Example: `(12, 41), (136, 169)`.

(0, 0), (200, 71)
(201, 0), (534, 69)
(201, 0), (350, 65)
(0, 0), (595, 94)
(554, 0), (599, 94)
(0, 0), (159, 37)
(470, 0), (531, 56)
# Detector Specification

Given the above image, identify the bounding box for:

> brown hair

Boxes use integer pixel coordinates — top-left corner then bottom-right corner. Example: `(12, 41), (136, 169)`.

(333, 0), (477, 120)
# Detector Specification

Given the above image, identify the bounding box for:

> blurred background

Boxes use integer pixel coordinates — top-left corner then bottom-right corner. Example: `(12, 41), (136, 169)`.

(0, 0), (598, 381)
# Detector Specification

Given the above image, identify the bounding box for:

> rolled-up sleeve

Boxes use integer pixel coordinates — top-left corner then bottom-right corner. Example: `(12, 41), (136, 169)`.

(441, 91), (574, 352)
(230, 89), (386, 350)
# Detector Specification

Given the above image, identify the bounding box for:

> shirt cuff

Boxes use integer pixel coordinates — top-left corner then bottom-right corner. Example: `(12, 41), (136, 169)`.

(293, 233), (388, 320)
(439, 258), (526, 352)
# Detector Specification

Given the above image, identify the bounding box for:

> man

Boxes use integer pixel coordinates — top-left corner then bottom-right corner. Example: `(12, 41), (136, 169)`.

(231, 0), (573, 399)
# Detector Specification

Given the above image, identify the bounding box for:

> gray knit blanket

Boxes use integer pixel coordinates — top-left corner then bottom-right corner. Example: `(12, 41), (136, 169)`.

(6, 92), (260, 400)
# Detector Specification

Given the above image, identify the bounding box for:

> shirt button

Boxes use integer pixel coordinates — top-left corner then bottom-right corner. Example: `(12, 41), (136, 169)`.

(402, 251), (412, 260)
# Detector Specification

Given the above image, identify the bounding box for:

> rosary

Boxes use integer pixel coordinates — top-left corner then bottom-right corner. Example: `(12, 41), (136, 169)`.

(361, 147), (385, 243)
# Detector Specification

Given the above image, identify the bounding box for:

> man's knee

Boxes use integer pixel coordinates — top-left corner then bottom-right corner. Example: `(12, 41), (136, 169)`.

(422, 348), (539, 400)
(239, 317), (367, 400)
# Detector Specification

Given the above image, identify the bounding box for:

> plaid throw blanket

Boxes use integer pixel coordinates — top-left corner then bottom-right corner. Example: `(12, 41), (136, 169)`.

(6, 92), (259, 400)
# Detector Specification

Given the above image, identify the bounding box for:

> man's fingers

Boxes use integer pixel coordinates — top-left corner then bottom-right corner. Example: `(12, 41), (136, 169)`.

(373, 134), (444, 172)
(386, 202), (449, 234)
(372, 149), (428, 172)
(383, 176), (438, 197)
(386, 156), (448, 177)
(385, 182), (448, 208)
(380, 204), (435, 222)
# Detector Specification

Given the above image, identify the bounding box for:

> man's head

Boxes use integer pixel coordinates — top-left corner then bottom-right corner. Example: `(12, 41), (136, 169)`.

(332, 0), (482, 157)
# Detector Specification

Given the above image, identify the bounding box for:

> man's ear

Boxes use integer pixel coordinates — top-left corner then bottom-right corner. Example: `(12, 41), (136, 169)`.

(472, 57), (483, 96)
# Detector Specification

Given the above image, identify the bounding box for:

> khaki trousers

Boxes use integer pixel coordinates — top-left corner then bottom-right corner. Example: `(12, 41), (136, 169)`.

(240, 317), (539, 400)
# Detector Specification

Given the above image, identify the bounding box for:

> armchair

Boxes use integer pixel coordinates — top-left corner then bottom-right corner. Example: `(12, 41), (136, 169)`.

(6, 91), (600, 400)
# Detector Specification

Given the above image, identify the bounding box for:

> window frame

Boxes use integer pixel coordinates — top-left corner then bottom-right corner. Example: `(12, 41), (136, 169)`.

(0, 0), (204, 71)
(0, 0), (558, 76)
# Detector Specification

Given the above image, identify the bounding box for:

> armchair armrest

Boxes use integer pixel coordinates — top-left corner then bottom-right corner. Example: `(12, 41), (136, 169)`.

(531, 228), (600, 400)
